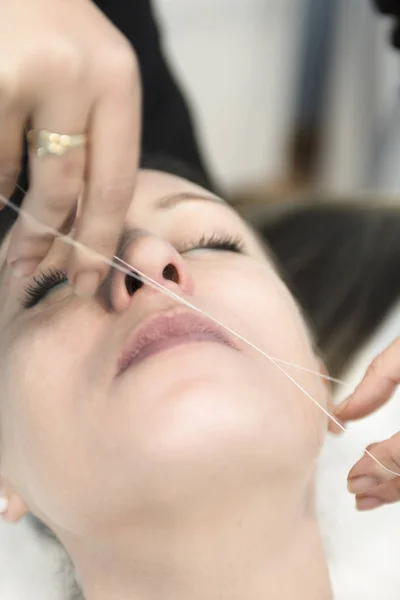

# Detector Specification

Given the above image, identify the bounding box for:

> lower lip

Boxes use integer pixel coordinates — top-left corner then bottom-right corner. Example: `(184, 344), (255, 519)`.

(120, 333), (231, 374)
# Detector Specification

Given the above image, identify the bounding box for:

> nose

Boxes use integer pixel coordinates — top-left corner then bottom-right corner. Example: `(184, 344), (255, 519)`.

(109, 232), (195, 312)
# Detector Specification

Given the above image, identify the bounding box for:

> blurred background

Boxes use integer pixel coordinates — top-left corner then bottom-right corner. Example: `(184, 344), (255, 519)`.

(153, 0), (400, 205)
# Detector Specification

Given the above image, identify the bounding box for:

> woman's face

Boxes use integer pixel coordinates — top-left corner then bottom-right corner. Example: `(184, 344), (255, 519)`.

(0, 170), (330, 536)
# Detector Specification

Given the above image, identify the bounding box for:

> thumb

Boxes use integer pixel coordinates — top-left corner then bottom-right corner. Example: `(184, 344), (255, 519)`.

(335, 337), (400, 421)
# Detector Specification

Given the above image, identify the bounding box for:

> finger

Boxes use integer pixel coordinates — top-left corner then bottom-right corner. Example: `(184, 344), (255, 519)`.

(69, 51), (140, 296)
(0, 107), (24, 207)
(6, 92), (88, 277)
(354, 476), (400, 512)
(355, 495), (385, 511)
(335, 338), (400, 420)
(347, 434), (400, 496)
(363, 476), (400, 503)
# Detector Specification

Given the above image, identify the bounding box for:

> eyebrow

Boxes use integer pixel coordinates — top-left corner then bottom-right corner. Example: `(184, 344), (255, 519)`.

(0, 191), (265, 284)
(156, 191), (225, 210)
(155, 191), (270, 260)
(114, 192), (226, 257)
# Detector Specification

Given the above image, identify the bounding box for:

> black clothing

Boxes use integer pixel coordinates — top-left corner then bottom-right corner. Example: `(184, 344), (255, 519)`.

(374, 0), (400, 48)
(94, 0), (212, 186)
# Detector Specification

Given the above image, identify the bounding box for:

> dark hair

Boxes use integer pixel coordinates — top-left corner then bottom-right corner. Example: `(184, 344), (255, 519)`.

(257, 199), (400, 378)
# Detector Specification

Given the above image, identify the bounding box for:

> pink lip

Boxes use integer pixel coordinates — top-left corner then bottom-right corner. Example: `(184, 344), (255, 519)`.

(117, 312), (239, 376)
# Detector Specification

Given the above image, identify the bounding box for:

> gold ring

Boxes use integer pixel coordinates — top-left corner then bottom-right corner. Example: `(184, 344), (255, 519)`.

(27, 129), (87, 158)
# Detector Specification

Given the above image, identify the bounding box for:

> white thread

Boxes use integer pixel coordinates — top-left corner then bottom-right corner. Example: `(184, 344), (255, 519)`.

(363, 449), (400, 477)
(1, 191), (346, 387)
(1, 190), (398, 479)
(114, 256), (348, 387)
(107, 258), (400, 475)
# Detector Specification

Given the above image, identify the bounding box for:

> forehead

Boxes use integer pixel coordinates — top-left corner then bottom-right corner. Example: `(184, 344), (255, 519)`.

(126, 169), (224, 218)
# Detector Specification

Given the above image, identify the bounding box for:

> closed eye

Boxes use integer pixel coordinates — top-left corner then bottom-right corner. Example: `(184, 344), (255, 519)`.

(21, 268), (68, 309)
(179, 233), (244, 254)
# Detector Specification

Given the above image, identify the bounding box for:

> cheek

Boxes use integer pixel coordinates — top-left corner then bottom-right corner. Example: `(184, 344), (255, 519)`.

(197, 262), (328, 468)
(199, 261), (312, 364)
(0, 325), (76, 477)
(0, 313), (105, 529)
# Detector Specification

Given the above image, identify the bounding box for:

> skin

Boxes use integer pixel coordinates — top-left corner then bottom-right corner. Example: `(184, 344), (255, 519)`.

(0, 170), (335, 600)
(336, 337), (400, 511)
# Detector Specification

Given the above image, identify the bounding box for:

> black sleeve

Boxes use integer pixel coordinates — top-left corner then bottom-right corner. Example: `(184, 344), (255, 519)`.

(95, 0), (213, 187)
(11, 0), (213, 212)
(373, 0), (400, 48)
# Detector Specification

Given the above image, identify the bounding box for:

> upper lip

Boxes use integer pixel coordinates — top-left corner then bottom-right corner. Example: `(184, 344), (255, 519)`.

(116, 310), (239, 375)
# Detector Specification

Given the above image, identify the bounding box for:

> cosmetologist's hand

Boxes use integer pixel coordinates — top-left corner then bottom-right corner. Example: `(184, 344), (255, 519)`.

(335, 336), (400, 511)
(0, 0), (141, 296)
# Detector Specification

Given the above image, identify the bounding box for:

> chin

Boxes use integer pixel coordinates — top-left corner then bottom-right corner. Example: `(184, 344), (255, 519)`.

(131, 375), (266, 466)
(126, 393), (270, 513)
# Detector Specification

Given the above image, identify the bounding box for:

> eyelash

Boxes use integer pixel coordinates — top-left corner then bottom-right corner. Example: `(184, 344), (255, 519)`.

(179, 233), (244, 254)
(20, 233), (244, 309)
(21, 268), (68, 309)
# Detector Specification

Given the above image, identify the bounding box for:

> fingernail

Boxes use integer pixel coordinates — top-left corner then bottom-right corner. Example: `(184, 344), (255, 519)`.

(74, 271), (100, 298)
(334, 395), (352, 416)
(9, 258), (40, 277)
(0, 496), (9, 515)
(356, 496), (384, 511)
(330, 416), (346, 435)
(348, 475), (379, 494)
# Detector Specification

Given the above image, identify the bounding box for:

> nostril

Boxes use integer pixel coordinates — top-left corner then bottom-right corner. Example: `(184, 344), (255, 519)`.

(162, 263), (179, 284)
(125, 271), (143, 296)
